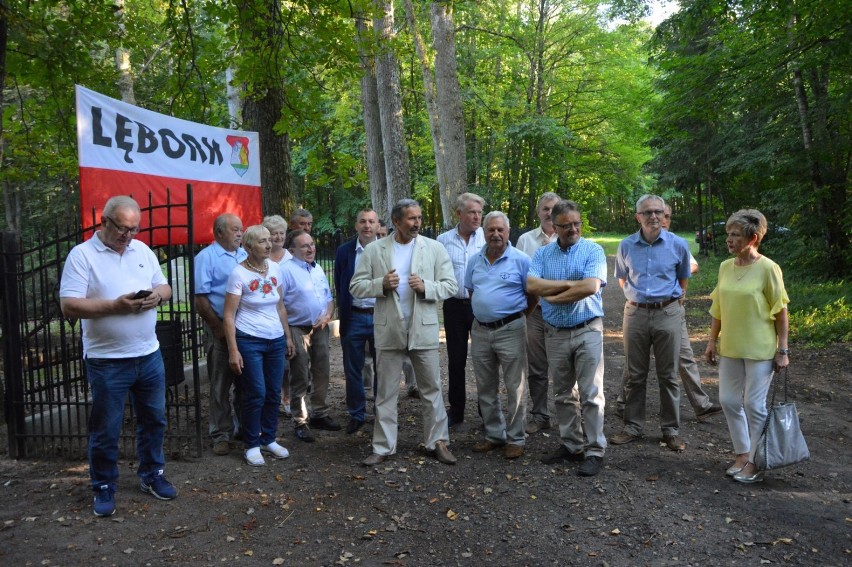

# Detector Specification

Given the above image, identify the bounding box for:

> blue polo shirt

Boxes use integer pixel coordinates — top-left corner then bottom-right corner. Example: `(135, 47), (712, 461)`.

(615, 229), (691, 303)
(529, 238), (607, 328)
(465, 243), (530, 323)
(194, 241), (248, 319)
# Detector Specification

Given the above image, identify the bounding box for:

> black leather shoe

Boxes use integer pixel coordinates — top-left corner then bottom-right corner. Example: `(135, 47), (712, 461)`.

(294, 424), (315, 442)
(309, 415), (342, 431)
(540, 445), (585, 465)
(346, 419), (364, 434)
(578, 456), (603, 477)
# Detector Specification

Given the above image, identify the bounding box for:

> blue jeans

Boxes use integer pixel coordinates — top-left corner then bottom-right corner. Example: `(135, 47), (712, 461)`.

(342, 311), (375, 422)
(236, 330), (286, 449)
(86, 350), (167, 491)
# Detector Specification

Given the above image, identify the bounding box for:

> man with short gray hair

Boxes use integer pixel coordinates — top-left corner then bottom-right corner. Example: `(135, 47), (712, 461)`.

(437, 192), (486, 430)
(612, 194), (692, 452)
(61, 195), (176, 516)
(466, 212), (533, 459)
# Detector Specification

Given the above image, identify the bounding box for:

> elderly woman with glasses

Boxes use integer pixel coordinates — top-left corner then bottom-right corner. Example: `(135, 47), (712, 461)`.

(223, 225), (296, 466)
(704, 209), (790, 484)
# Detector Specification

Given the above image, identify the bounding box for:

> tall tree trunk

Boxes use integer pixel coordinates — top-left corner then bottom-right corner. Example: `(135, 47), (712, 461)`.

(225, 67), (242, 128)
(403, 0), (448, 225)
(243, 91), (292, 216)
(238, 0), (293, 216)
(355, 15), (389, 221)
(374, 0), (411, 208)
(114, 0), (135, 104)
(240, 0), (295, 215)
(430, 1), (467, 227)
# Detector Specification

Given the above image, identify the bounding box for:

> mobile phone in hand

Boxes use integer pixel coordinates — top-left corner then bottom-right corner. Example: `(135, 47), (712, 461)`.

(132, 290), (153, 299)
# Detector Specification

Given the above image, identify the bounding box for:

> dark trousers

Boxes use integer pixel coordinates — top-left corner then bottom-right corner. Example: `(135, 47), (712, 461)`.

(443, 297), (474, 423)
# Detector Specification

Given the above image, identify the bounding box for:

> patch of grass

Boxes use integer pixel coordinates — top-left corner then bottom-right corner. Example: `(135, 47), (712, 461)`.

(787, 282), (852, 347)
(587, 232), (623, 256)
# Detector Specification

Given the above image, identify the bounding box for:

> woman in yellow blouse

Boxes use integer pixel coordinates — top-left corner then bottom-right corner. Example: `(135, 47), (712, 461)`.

(704, 210), (790, 483)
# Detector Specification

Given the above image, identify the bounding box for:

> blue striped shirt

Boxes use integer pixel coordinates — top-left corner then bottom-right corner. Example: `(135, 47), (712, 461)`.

(529, 238), (607, 328)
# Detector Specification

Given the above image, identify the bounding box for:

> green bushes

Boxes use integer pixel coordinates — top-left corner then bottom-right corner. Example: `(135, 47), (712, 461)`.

(591, 235), (850, 348)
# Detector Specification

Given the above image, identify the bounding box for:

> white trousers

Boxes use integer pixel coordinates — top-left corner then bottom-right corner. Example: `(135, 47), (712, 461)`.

(372, 348), (449, 455)
(718, 356), (773, 456)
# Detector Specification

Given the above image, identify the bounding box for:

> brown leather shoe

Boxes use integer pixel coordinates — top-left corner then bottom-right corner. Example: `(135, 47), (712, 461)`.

(610, 431), (641, 445)
(212, 440), (232, 456)
(472, 440), (501, 453)
(663, 435), (686, 452)
(362, 453), (386, 466)
(504, 444), (525, 460)
(432, 441), (457, 465)
(524, 420), (551, 435)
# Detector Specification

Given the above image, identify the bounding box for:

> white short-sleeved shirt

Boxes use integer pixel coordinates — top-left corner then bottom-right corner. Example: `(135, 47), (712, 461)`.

(226, 263), (285, 340)
(60, 234), (167, 358)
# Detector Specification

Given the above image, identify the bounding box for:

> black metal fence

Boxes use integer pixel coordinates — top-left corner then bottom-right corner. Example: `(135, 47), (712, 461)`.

(2, 200), (536, 460)
(1, 190), (204, 459)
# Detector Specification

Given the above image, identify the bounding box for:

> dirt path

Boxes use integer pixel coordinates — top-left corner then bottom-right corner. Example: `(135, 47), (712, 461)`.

(1, 257), (850, 566)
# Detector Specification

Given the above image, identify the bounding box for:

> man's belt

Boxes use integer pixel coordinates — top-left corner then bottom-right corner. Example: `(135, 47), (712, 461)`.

(351, 306), (374, 315)
(627, 298), (679, 309)
(559, 317), (600, 331)
(446, 297), (471, 305)
(476, 311), (524, 329)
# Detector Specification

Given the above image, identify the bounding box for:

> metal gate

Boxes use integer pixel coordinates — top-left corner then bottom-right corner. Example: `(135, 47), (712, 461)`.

(1, 191), (204, 459)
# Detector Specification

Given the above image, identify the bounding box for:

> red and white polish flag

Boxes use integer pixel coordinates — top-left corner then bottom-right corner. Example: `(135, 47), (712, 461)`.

(76, 85), (263, 245)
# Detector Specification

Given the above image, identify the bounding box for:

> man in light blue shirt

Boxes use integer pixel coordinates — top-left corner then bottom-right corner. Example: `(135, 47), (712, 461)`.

(280, 230), (338, 442)
(527, 200), (608, 477)
(612, 194), (692, 452)
(194, 213), (247, 456)
(465, 212), (533, 460)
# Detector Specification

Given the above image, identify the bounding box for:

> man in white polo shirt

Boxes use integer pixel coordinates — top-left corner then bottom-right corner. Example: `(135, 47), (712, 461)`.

(60, 196), (176, 517)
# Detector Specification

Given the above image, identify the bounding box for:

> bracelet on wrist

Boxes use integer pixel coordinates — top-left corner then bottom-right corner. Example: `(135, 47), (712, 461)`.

(777, 348), (790, 355)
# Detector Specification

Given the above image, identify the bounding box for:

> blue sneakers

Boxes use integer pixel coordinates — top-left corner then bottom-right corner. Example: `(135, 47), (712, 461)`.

(93, 485), (116, 517)
(140, 470), (178, 500)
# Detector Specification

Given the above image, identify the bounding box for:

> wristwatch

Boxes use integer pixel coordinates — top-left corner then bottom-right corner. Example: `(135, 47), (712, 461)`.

(777, 348), (790, 355)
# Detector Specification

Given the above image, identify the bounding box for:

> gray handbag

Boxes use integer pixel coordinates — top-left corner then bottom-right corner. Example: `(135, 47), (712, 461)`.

(753, 369), (810, 471)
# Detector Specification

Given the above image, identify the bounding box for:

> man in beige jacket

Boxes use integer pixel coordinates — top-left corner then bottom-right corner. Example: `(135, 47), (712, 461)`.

(350, 199), (458, 466)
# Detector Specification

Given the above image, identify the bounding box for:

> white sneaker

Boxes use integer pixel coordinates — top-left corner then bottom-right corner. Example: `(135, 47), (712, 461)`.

(261, 442), (290, 460)
(244, 447), (266, 466)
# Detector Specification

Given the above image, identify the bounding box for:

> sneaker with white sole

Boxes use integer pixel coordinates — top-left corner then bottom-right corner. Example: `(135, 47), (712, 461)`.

(140, 470), (178, 500)
(261, 442), (290, 459)
(93, 485), (116, 517)
(244, 447), (266, 466)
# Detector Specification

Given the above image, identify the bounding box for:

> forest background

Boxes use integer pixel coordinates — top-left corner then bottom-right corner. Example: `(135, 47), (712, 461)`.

(0, 1), (848, 282)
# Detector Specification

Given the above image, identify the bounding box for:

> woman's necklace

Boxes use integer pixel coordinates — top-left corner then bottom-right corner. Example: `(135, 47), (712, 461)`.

(733, 255), (759, 280)
(244, 258), (268, 274)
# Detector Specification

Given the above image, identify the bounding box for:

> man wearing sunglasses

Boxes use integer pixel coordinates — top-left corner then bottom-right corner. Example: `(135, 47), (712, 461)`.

(60, 196), (175, 517)
(612, 195), (692, 452)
